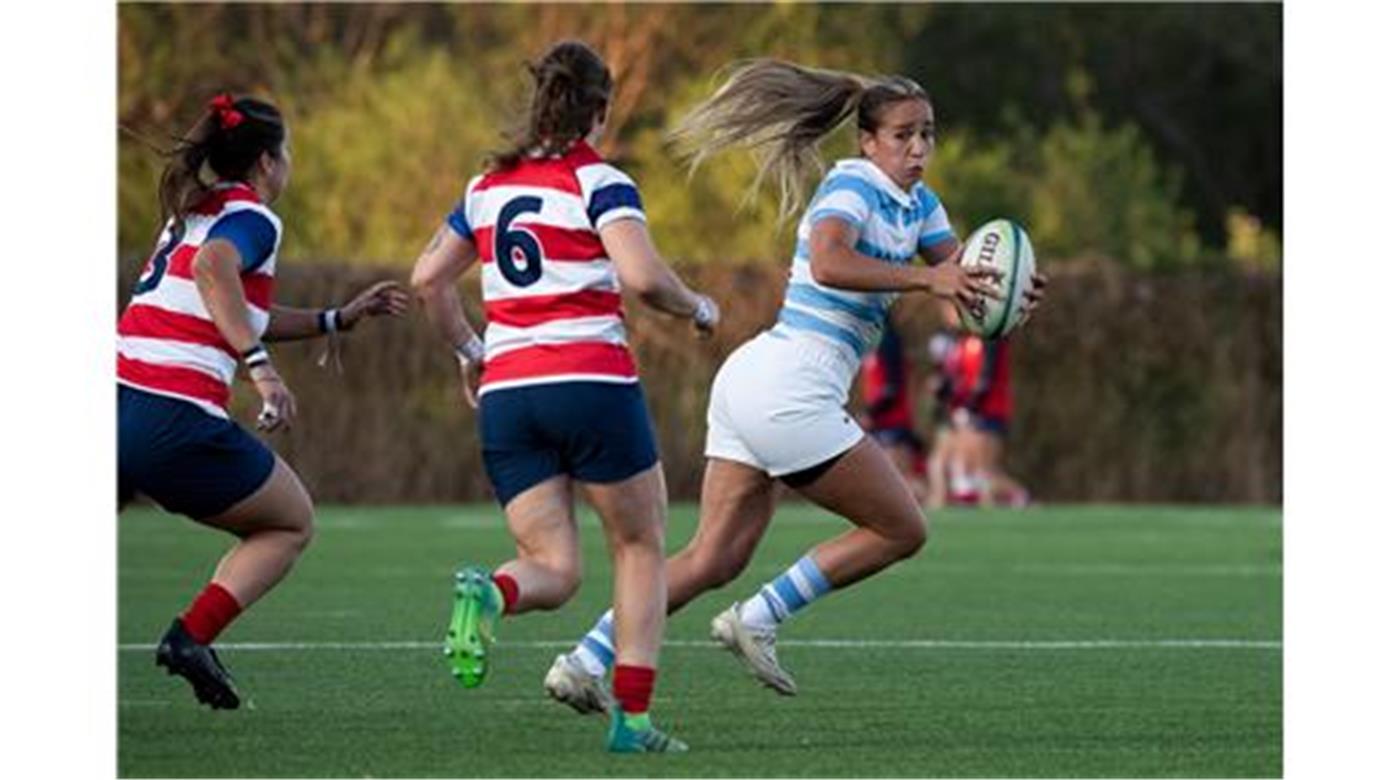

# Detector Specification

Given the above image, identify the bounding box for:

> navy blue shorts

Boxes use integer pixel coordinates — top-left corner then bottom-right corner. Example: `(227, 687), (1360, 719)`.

(972, 413), (1009, 437)
(872, 426), (925, 453)
(479, 381), (659, 506)
(118, 385), (276, 519)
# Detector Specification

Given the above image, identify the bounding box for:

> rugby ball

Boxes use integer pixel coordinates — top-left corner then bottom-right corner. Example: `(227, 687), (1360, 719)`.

(956, 219), (1036, 339)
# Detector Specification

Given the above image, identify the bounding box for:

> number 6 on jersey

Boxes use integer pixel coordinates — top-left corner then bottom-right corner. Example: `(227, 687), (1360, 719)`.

(495, 196), (544, 288)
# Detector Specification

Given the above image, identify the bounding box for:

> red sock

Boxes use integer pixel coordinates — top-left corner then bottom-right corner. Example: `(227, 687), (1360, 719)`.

(492, 572), (520, 615)
(613, 664), (657, 715)
(180, 583), (243, 645)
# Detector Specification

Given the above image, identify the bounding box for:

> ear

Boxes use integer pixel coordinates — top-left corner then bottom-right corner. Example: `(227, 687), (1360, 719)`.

(858, 127), (878, 158)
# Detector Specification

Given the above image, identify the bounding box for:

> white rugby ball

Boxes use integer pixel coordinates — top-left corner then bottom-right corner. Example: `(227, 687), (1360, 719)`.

(956, 219), (1036, 339)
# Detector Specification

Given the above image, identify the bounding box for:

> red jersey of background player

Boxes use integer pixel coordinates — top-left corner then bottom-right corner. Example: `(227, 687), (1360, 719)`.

(949, 335), (1013, 427)
(861, 325), (914, 431)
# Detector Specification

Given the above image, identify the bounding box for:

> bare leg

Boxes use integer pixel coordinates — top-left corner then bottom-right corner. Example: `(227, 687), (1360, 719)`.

(797, 437), (928, 588)
(445, 475), (578, 689)
(495, 475), (580, 612)
(980, 433), (1029, 506)
(711, 438), (927, 696)
(197, 456), (315, 608)
(551, 458), (776, 710)
(665, 458), (779, 610)
(924, 428), (951, 510)
(156, 455), (315, 709)
(580, 464), (670, 671)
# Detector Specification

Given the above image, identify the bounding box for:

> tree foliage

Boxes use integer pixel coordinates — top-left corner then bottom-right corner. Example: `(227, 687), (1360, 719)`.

(118, 3), (1279, 270)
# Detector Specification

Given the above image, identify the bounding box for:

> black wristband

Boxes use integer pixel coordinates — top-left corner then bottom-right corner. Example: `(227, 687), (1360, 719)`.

(242, 344), (271, 368)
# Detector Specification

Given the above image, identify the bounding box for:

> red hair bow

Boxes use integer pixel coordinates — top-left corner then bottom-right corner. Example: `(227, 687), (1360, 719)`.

(208, 93), (244, 130)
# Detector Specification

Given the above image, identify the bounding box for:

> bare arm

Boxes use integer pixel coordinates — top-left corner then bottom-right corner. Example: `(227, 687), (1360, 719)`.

(411, 223), (488, 406)
(809, 218), (1000, 306)
(264, 305), (324, 342)
(599, 218), (716, 329)
(190, 238), (296, 430)
(600, 219), (699, 316)
(917, 235), (962, 267)
(264, 282), (410, 342)
(191, 239), (263, 354)
(808, 219), (937, 292)
(410, 224), (483, 353)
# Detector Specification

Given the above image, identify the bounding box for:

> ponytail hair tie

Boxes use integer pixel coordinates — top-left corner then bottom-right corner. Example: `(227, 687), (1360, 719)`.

(208, 93), (244, 130)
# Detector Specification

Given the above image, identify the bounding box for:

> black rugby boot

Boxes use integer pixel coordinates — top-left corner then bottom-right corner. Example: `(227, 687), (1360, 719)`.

(154, 619), (241, 710)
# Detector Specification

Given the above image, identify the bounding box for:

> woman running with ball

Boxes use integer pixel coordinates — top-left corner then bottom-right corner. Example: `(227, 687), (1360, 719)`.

(547, 60), (1045, 711)
(118, 94), (407, 710)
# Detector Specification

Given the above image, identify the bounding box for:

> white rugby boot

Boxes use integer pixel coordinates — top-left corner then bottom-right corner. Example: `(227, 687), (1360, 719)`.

(544, 653), (614, 715)
(710, 603), (797, 696)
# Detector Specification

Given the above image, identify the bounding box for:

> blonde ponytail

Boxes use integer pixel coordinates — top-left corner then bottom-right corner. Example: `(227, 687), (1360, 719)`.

(669, 59), (871, 221)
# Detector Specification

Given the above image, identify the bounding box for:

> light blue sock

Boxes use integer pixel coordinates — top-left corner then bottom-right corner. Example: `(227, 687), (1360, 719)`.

(738, 555), (833, 631)
(568, 609), (615, 678)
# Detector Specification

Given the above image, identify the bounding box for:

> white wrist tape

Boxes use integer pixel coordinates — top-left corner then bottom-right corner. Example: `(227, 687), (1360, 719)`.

(454, 334), (485, 365)
(693, 295), (718, 328)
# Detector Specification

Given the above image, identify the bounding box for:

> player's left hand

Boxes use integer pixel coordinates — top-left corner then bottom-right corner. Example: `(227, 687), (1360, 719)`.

(339, 281), (410, 330)
(692, 293), (720, 339)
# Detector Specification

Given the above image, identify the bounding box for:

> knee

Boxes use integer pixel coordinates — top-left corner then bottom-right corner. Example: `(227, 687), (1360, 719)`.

(552, 562), (582, 603)
(610, 520), (666, 555)
(523, 552), (582, 607)
(280, 495), (315, 553)
(890, 519), (927, 560)
(682, 541), (749, 589)
(287, 511), (315, 554)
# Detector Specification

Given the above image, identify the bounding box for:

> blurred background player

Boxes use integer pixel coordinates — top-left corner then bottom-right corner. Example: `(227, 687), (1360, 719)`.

(919, 296), (1029, 508)
(547, 59), (1042, 710)
(937, 328), (1028, 508)
(958, 333), (1030, 507)
(921, 327), (962, 509)
(117, 95), (407, 709)
(859, 317), (927, 503)
(411, 40), (715, 753)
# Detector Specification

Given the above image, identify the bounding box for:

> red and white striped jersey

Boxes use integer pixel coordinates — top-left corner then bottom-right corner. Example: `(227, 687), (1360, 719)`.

(449, 141), (646, 395)
(117, 183), (282, 417)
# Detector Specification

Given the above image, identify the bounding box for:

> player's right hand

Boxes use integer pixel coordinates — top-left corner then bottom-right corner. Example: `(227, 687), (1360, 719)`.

(250, 363), (297, 432)
(922, 263), (1003, 308)
(458, 355), (483, 410)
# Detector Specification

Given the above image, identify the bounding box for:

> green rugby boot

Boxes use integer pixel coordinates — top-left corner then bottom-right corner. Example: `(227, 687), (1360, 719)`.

(443, 566), (502, 688)
(605, 707), (688, 753)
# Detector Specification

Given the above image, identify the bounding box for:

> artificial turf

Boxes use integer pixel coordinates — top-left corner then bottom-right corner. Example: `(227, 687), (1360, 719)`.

(118, 503), (1281, 777)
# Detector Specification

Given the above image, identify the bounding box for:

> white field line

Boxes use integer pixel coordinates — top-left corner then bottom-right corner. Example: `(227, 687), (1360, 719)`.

(924, 563), (1281, 576)
(118, 638), (1281, 652)
(122, 563), (1281, 581)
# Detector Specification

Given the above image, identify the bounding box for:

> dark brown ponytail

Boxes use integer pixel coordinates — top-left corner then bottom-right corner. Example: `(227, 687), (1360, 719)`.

(489, 40), (613, 171)
(157, 94), (286, 224)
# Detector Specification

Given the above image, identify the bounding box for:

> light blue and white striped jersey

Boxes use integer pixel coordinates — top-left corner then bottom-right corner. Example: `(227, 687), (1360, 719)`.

(772, 158), (955, 377)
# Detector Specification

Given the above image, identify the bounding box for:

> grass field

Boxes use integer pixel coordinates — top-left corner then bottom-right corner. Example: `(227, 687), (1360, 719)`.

(118, 503), (1281, 777)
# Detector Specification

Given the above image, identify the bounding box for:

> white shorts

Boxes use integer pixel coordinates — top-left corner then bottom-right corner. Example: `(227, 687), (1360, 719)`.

(704, 330), (866, 478)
